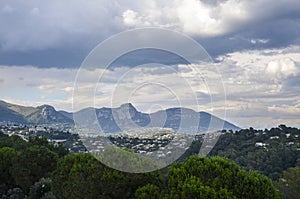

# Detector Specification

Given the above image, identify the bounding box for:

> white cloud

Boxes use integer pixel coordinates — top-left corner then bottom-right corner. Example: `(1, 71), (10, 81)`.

(217, 45), (300, 84)
(63, 87), (74, 93)
(1, 0), (300, 52)
(0, 65), (77, 109)
(265, 58), (299, 79)
(122, 10), (140, 27)
(214, 45), (300, 128)
(268, 105), (300, 115)
(121, 0), (250, 37)
(1, 45), (300, 128)
(176, 0), (249, 36)
(250, 39), (269, 44)
(120, 0), (300, 38)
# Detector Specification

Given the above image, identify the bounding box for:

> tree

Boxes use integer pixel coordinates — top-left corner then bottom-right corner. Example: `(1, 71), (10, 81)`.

(28, 137), (68, 158)
(0, 135), (28, 151)
(0, 134), (64, 196)
(138, 155), (281, 198)
(95, 146), (165, 173)
(274, 167), (300, 199)
(11, 146), (58, 193)
(208, 126), (300, 180)
(52, 153), (163, 199)
(135, 184), (161, 199)
(28, 178), (55, 199)
(1, 187), (23, 199)
(0, 147), (18, 192)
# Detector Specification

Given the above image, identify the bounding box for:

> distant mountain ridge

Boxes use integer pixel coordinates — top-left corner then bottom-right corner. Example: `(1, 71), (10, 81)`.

(0, 100), (73, 124)
(0, 100), (240, 133)
(72, 103), (240, 133)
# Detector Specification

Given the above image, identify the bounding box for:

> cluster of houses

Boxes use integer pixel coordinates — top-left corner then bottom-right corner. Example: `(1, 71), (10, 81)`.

(0, 123), (86, 153)
(254, 131), (299, 149)
(109, 133), (177, 153)
(81, 132), (194, 160)
(0, 123), (224, 158)
(2, 122), (299, 157)
(80, 129), (222, 160)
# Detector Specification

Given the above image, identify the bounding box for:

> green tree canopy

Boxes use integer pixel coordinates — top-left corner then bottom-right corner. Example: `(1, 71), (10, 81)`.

(137, 155), (281, 199)
(0, 147), (18, 192)
(274, 167), (300, 199)
(11, 145), (58, 192)
(51, 153), (163, 199)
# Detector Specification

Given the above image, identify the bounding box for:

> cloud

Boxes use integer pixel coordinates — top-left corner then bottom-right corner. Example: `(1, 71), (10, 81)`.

(268, 105), (300, 116)
(63, 87), (74, 93)
(120, 0), (300, 58)
(214, 45), (300, 127)
(1, 0), (300, 130)
(120, 0), (300, 39)
(1, 45), (300, 128)
(265, 58), (299, 79)
(0, 65), (77, 108)
(0, 0), (300, 67)
(250, 39), (269, 45)
(121, 0), (250, 37)
(0, 0), (125, 52)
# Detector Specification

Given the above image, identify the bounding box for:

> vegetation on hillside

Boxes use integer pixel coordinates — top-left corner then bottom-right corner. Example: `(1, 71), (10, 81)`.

(274, 167), (300, 199)
(1, 126), (299, 198)
(181, 125), (300, 180)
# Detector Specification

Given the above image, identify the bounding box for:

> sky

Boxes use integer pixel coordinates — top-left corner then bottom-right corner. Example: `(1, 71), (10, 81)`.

(0, 0), (300, 129)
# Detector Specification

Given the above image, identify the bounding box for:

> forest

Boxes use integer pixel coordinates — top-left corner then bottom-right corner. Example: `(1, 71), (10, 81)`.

(0, 126), (299, 199)
(181, 125), (300, 181)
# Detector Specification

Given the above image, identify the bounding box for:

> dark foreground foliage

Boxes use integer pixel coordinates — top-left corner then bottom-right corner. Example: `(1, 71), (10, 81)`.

(182, 125), (300, 180)
(1, 127), (297, 198)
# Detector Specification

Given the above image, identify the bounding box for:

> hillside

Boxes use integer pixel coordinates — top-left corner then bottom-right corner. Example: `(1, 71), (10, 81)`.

(0, 100), (240, 132)
(73, 103), (240, 133)
(0, 100), (73, 124)
(0, 133), (281, 198)
(181, 125), (300, 180)
(0, 101), (27, 123)
(1, 124), (299, 198)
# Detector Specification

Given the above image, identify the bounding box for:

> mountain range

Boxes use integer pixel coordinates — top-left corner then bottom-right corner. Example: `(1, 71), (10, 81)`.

(0, 100), (240, 133)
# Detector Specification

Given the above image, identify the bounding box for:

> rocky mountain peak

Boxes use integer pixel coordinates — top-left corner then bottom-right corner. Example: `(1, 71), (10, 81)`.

(119, 103), (135, 110)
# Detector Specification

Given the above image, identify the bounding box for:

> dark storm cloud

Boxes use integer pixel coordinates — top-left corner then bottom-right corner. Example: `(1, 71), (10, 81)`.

(110, 49), (189, 68)
(200, 13), (300, 57)
(0, 49), (87, 68)
(0, 0), (300, 67)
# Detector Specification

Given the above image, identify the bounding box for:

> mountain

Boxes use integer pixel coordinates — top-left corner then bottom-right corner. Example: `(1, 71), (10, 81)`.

(0, 100), (73, 124)
(25, 105), (74, 124)
(58, 110), (73, 120)
(149, 108), (239, 132)
(0, 100), (240, 132)
(73, 103), (240, 133)
(0, 101), (27, 123)
(73, 103), (150, 132)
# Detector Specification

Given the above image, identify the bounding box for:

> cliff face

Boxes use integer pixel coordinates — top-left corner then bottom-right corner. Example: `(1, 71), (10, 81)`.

(0, 100), (240, 132)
